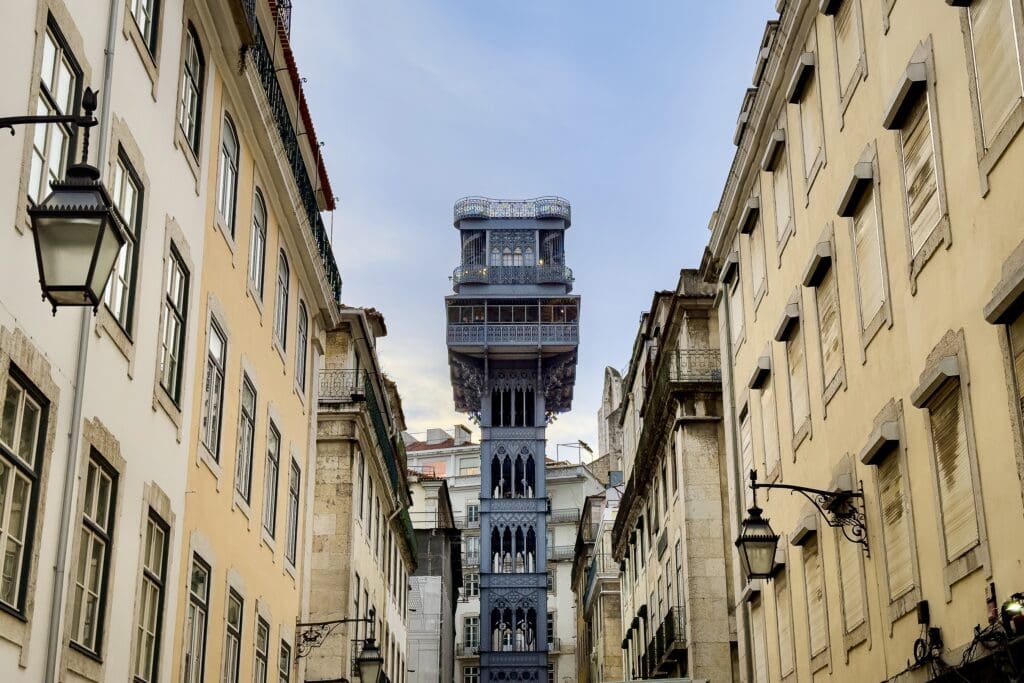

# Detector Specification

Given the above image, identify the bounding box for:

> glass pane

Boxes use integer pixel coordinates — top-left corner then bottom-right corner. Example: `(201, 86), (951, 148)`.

(40, 32), (57, 92)
(0, 382), (21, 449)
(18, 396), (41, 465)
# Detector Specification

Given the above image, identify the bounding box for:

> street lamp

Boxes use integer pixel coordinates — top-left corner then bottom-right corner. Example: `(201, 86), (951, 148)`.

(1, 87), (127, 313)
(355, 637), (384, 682)
(735, 471), (780, 580)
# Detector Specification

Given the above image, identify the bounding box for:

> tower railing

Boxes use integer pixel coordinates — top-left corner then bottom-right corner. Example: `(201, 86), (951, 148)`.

(447, 323), (578, 346)
(453, 196), (571, 223)
(452, 264), (574, 287)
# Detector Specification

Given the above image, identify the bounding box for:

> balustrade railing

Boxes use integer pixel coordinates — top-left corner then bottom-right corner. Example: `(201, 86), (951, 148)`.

(318, 369), (366, 403)
(549, 508), (581, 524)
(548, 545), (575, 562)
(667, 349), (722, 383)
(453, 514), (480, 530)
(455, 643), (479, 657)
(453, 196), (571, 223)
(447, 323), (578, 346)
(452, 264), (574, 286)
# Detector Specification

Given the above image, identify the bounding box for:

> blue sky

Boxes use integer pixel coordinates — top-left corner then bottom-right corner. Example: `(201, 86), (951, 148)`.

(292, 1), (776, 458)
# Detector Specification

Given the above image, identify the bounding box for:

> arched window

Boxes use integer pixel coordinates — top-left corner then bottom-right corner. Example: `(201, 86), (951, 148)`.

(216, 114), (239, 235)
(274, 251), (289, 349)
(502, 247), (513, 267)
(524, 246), (535, 267)
(490, 246), (500, 266)
(179, 23), (205, 155)
(249, 189), (267, 296)
(295, 302), (308, 391)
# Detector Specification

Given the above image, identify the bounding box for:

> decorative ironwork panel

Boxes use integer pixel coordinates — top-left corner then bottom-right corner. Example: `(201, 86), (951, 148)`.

(454, 196), (571, 224)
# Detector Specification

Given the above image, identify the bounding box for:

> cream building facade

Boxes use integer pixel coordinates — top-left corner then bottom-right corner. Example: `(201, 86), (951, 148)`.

(703, 1), (1024, 681)
(310, 310), (415, 683)
(0, 0), (215, 681)
(610, 271), (736, 682)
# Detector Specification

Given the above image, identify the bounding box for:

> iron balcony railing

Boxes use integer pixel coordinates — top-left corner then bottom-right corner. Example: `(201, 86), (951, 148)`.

(549, 508), (581, 524)
(584, 553), (618, 605)
(667, 349), (722, 383)
(453, 196), (571, 223)
(452, 264), (574, 287)
(241, 1), (343, 302)
(548, 545), (575, 562)
(319, 369), (366, 403)
(649, 606), (687, 673)
(447, 323), (579, 346)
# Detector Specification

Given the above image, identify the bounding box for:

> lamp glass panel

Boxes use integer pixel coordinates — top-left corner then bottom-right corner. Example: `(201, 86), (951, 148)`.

(35, 215), (103, 287)
(90, 218), (125, 298)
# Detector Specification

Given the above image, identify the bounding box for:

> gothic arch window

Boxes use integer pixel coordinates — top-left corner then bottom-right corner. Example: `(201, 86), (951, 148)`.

(524, 246), (535, 266)
(490, 246), (500, 266)
(502, 247), (513, 267)
(512, 247), (523, 266)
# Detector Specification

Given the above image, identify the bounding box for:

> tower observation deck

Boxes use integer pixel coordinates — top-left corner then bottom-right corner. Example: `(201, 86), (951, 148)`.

(445, 197), (579, 681)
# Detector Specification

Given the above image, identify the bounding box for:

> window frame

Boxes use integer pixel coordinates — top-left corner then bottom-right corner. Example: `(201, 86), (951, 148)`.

(804, 237), (847, 409)
(216, 113), (240, 238)
(249, 188), (268, 299)
(285, 458), (300, 566)
(183, 553), (210, 683)
(158, 244), (189, 404)
(255, 616), (270, 683)
(828, 0), (867, 116)
(278, 640), (292, 683)
(0, 369), (49, 616)
(129, 0), (161, 55)
(132, 510), (169, 682)
(201, 320), (227, 458)
(263, 423), (281, 538)
(274, 250), (290, 351)
(295, 302), (309, 393)
(235, 375), (257, 504)
(103, 149), (144, 333)
(177, 22), (204, 157)
(223, 589), (243, 683)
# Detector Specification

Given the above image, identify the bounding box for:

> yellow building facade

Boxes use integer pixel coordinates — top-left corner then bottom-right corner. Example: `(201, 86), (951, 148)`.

(167, 2), (341, 682)
(704, 1), (1024, 681)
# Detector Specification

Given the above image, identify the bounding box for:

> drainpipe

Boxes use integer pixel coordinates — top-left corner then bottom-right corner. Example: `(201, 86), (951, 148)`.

(718, 280), (754, 683)
(44, 1), (119, 681)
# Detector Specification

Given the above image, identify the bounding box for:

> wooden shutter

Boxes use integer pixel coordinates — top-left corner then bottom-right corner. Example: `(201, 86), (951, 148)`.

(776, 571), (794, 675)
(787, 323), (809, 431)
(740, 411), (754, 507)
(804, 536), (828, 656)
(760, 375), (781, 475)
(834, 0), (859, 89)
(817, 267), (843, 387)
(878, 454), (913, 598)
(838, 528), (865, 631)
(751, 601), (769, 683)
(773, 151), (792, 243)
(928, 380), (979, 561)
(800, 70), (822, 177)
(969, 0), (1023, 148)
(853, 192), (884, 324)
(731, 280), (745, 344)
(1008, 313), (1024, 419)
(751, 218), (766, 295)
(901, 95), (941, 256)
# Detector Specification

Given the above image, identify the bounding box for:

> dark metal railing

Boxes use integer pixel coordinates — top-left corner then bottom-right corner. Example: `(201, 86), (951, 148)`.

(453, 196), (571, 223)
(549, 508), (581, 524)
(649, 606), (687, 672)
(667, 349), (722, 383)
(319, 369), (366, 402)
(452, 264), (573, 287)
(241, 1), (343, 303)
(447, 323), (578, 346)
(275, 0), (292, 36)
(548, 545), (575, 562)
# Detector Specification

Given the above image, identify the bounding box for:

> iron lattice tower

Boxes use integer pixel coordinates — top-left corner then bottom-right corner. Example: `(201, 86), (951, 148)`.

(445, 197), (579, 681)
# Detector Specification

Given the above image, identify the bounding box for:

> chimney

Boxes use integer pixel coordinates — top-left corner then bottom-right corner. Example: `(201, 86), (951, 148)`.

(426, 428), (449, 445)
(453, 425), (472, 446)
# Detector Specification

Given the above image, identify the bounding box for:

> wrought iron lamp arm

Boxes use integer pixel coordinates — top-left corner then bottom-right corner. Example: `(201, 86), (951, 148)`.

(748, 470), (869, 554)
(296, 615), (376, 659)
(1, 87), (99, 160)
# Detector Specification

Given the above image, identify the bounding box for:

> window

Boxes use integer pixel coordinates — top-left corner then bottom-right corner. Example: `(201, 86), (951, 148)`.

(670, 430), (679, 491)
(464, 535), (479, 563)
(274, 251), (290, 349)
(216, 114), (239, 235)
(674, 540), (683, 606)
(103, 152), (143, 330)
(547, 662), (555, 683)
(29, 22), (80, 204)
(464, 572), (479, 597)
(803, 536), (828, 658)
(967, 0), (1024, 149)
(926, 381), (979, 561)
(851, 190), (886, 328)
(837, 526), (866, 633)
(223, 590), (243, 683)
(464, 615), (479, 647)
(236, 377), (256, 503)
(750, 216), (767, 300)
(285, 459), (300, 565)
(263, 424), (280, 537)
(730, 278), (744, 345)
(775, 569), (794, 676)
(467, 503), (479, 523)
(460, 458), (480, 475)
(255, 617), (269, 683)
(833, 0), (864, 102)
(183, 555), (210, 683)
(356, 452), (365, 520)
(815, 266), (844, 393)
(158, 247), (189, 403)
(547, 611), (555, 646)
(178, 24), (204, 154)
(772, 145), (793, 244)
(786, 321), (810, 435)
(296, 303), (308, 392)
(279, 641), (291, 683)
(0, 373), (46, 611)
(798, 63), (824, 180)
(750, 599), (769, 683)
(739, 409), (754, 507)
(899, 94), (942, 258)
(547, 570), (554, 593)
(877, 452), (913, 600)
(201, 322), (227, 457)
(759, 374), (781, 477)
(71, 455), (116, 653)
(463, 666), (479, 683)
(129, 0), (159, 54)
(249, 190), (267, 297)
(133, 513), (168, 682)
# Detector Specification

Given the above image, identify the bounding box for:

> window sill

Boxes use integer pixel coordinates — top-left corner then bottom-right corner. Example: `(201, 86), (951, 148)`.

(887, 585), (921, 631)
(858, 302), (892, 365)
(197, 442), (223, 490)
(804, 155), (825, 205)
(908, 216), (951, 295)
(261, 527), (277, 556)
(791, 418), (811, 456)
(246, 282), (266, 322)
(843, 621), (869, 658)
(838, 61), (867, 129)
(273, 340), (287, 373)
(232, 488), (253, 527)
(975, 98), (1024, 196)
(123, 12), (160, 101)
(776, 221), (795, 266)
(753, 280), (768, 318)
(152, 384), (183, 441)
(95, 306), (136, 373)
(172, 125), (201, 193)
(214, 215), (237, 265)
(822, 368), (846, 417)
(809, 647), (830, 674)
(943, 542), (988, 600)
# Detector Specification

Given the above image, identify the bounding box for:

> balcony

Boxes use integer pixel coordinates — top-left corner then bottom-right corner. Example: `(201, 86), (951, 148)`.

(455, 643), (479, 657)
(648, 606), (687, 675)
(453, 196), (571, 225)
(549, 507), (581, 524)
(548, 545), (575, 562)
(319, 369), (366, 403)
(453, 514), (480, 530)
(447, 323), (578, 347)
(452, 264), (574, 287)
(583, 553), (618, 605)
(666, 349), (722, 383)
(463, 550), (481, 567)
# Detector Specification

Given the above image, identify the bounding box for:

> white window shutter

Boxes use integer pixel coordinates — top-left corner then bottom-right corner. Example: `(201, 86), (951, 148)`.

(969, 0), (1024, 148)
(901, 96), (941, 256)
(853, 193), (884, 324)
(928, 381), (979, 561)
(817, 267), (843, 386)
(878, 454), (913, 598)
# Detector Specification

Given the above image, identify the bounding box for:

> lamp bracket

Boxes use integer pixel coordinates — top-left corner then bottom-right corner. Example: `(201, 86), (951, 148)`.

(295, 617), (374, 659)
(752, 478), (869, 554)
